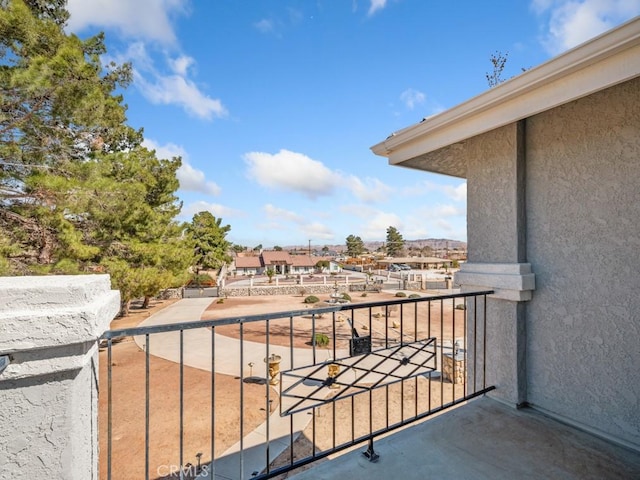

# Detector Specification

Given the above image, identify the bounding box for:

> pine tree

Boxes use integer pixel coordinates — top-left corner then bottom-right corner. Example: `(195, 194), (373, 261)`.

(0, 0), (134, 269)
(385, 226), (405, 257)
(0, 1), (195, 316)
(186, 212), (232, 271)
(345, 234), (365, 257)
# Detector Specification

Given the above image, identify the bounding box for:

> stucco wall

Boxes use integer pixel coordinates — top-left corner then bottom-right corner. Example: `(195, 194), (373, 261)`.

(524, 76), (640, 447)
(466, 122), (521, 264)
(0, 275), (120, 479)
(464, 123), (528, 406)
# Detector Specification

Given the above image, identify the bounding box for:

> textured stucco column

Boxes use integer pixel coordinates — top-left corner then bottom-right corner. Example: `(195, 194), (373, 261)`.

(0, 275), (120, 480)
(456, 263), (534, 407)
(459, 121), (533, 408)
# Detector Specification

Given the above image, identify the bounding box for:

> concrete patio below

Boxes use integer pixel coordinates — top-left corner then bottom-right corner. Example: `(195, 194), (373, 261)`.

(290, 396), (640, 480)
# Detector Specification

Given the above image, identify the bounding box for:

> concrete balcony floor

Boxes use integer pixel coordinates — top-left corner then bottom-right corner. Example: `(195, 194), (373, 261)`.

(290, 396), (640, 480)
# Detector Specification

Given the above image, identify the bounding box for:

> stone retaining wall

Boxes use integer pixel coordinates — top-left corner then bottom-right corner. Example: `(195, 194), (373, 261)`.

(221, 282), (435, 297)
(443, 353), (466, 384)
(156, 288), (184, 299)
(222, 284), (347, 297)
(159, 280), (441, 300)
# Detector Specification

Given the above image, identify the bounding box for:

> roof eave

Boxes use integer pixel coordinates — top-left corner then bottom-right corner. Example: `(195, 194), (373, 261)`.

(371, 17), (640, 166)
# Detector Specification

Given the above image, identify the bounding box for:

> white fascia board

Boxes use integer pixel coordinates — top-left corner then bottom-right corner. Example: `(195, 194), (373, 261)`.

(455, 263), (535, 302)
(371, 17), (640, 163)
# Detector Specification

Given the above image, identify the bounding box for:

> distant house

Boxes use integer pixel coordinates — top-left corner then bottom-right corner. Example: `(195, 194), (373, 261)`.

(233, 251), (340, 276)
(261, 250), (292, 274)
(288, 254), (317, 275)
(234, 255), (263, 276)
(378, 256), (453, 270)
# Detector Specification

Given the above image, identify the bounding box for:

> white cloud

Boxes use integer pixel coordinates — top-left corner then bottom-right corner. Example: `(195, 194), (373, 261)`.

(303, 222), (335, 240)
(254, 18), (275, 33)
(417, 204), (466, 219)
(244, 149), (342, 199)
(244, 149), (393, 202)
(260, 204), (333, 241)
(263, 204), (305, 223)
(360, 212), (403, 240)
(176, 161), (222, 196)
(402, 180), (467, 202)
(533, 0), (640, 54)
(180, 201), (242, 220)
(443, 182), (467, 202)
(76, 11), (226, 120)
(376, 206), (465, 242)
(397, 203), (465, 240)
(368, 0), (388, 16)
(346, 176), (394, 202)
(143, 138), (221, 196)
(253, 9), (302, 35)
(137, 73), (227, 119)
(122, 42), (227, 120)
(67, 0), (189, 45)
(400, 88), (426, 110)
(169, 55), (195, 76)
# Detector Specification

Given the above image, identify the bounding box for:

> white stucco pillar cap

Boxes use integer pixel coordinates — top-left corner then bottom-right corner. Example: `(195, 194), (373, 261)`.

(454, 263), (535, 301)
(0, 274), (120, 380)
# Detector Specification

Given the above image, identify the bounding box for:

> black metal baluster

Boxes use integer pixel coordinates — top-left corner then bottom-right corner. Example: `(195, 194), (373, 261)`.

(179, 330), (184, 480)
(428, 299), (432, 413)
(107, 338), (112, 480)
(483, 295), (488, 390)
(473, 295), (477, 394)
(211, 327), (215, 476)
(265, 319), (271, 475)
(463, 297), (467, 398)
(239, 323), (244, 479)
(440, 299), (444, 408)
(145, 334), (150, 480)
(452, 297), (456, 401)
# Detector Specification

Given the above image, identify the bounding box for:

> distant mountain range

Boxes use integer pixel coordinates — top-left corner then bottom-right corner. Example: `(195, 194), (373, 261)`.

(362, 238), (467, 252)
(284, 238), (467, 253)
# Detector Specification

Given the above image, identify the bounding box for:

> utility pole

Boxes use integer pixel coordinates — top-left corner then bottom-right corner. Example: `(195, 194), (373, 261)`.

(308, 239), (311, 257)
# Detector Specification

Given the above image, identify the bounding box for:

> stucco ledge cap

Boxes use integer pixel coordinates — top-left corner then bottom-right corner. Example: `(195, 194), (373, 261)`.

(0, 275), (120, 352)
(455, 263), (535, 302)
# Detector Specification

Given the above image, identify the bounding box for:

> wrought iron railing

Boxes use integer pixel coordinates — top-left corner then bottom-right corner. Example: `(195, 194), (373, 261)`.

(100, 290), (494, 480)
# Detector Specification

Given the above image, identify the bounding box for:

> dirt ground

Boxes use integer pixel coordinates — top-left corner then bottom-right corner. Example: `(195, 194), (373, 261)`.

(99, 299), (278, 480)
(101, 292), (470, 479)
(204, 291), (467, 350)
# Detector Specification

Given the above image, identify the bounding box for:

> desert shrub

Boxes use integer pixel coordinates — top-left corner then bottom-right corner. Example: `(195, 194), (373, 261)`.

(408, 293), (421, 299)
(340, 293), (351, 301)
(304, 295), (320, 304)
(188, 273), (216, 287)
(455, 303), (466, 310)
(395, 291), (407, 297)
(361, 292), (368, 297)
(313, 333), (329, 347)
(216, 298), (224, 304)
(315, 260), (330, 269)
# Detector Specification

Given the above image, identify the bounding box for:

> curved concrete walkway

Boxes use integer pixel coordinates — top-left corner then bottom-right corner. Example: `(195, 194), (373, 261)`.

(133, 298), (348, 479)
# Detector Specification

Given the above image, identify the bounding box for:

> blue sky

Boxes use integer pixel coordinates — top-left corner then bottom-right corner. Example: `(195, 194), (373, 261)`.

(65, 1), (639, 249)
